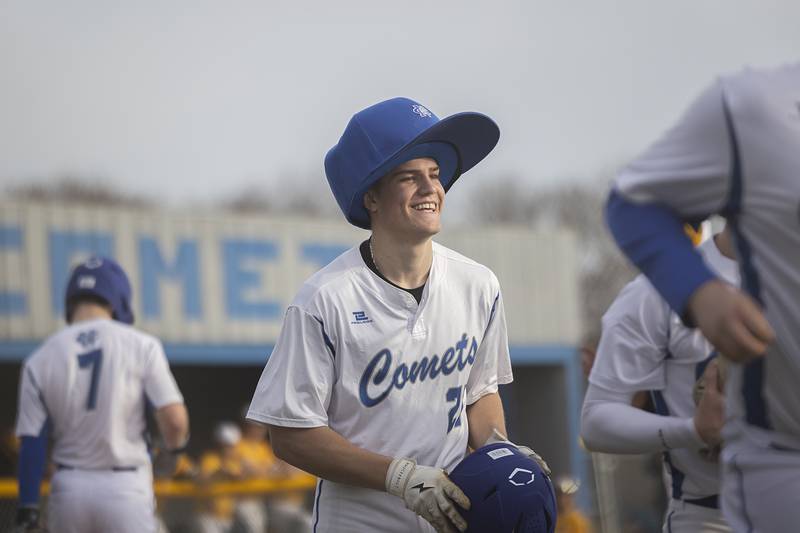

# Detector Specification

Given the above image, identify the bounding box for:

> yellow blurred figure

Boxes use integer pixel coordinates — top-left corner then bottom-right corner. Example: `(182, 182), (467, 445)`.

(555, 476), (593, 533)
(173, 453), (198, 478)
(196, 422), (246, 533)
(235, 420), (277, 477)
(684, 222), (705, 247)
(239, 419), (314, 533)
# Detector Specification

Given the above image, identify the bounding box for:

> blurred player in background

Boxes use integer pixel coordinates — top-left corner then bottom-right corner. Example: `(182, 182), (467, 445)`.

(582, 225), (736, 532)
(234, 412), (313, 533)
(606, 62), (800, 532)
(553, 476), (592, 533)
(14, 256), (189, 533)
(197, 422), (266, 533)
(247, 97), (548, 533)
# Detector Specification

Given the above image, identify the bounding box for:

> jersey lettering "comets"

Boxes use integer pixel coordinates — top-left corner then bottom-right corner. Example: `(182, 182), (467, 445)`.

(360, 333), (478, 407)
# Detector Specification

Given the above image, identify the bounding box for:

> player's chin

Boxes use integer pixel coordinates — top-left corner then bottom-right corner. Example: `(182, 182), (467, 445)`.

(408, 210), (441, 233)
(409, 216), (441, 237)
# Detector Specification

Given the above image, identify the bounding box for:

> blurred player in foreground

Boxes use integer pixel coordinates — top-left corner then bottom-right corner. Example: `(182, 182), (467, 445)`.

(14, 257), (189, 533)
(606, 62), (800, 531)
(247, 97), (547, 533)
(582, 225), (736, 532)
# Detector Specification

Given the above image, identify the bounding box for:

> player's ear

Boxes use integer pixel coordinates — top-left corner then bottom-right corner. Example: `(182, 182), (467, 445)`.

(363, 187), (379, 214)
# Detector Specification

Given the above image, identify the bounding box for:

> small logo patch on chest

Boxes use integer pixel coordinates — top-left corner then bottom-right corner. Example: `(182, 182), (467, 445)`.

(350, 311), (373, 325)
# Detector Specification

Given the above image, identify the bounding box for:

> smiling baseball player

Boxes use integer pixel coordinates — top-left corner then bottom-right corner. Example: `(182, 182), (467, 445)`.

(606, 62), (800, 532)
(246, 97), (547, 533)
(582, 226), (737, 532)
(14, 257), (189, 533)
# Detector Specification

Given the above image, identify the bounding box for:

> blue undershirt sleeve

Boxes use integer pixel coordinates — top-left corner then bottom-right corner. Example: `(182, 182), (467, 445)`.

(605, 188), (717, 321)
(17, 425), (48, 508)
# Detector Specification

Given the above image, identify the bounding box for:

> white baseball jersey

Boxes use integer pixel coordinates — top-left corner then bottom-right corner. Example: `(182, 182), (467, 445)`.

(247, 241), (513, 533)
(15, 318), (183, 468)
(590, 238), (738, 502)
(614, 62), (800, 532)
(616, 62), (800, 444)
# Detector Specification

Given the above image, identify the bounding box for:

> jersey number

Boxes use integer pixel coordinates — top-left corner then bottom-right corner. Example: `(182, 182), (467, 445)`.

(446, 386), (463, 433)
(77, 349), (103, 410)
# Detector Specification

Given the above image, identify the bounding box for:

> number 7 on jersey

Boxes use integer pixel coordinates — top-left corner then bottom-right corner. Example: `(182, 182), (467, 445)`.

(78, 349), (103, 410)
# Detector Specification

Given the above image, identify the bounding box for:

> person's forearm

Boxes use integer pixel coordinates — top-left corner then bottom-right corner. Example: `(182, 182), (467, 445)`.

(605, 189), (716, 322)
(269, 425), (392, 491)
(465, 392), (507, 450)
(155, 402), (190, 450)
(581, 386), (704, 453)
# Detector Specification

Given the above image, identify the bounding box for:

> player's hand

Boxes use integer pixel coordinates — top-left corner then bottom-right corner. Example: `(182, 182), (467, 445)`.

(688, 280), (774, 363)
(152, 447), (180, 478)
(484, 429), (551, 476)
(514, 445), (552, 476)
(693, 359), (725, 449)
(14, 506), (41, 532)
(386, 458), (470, 533)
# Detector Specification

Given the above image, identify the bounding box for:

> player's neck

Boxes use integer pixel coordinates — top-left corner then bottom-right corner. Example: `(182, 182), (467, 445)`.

(70, 303), (113, 324)
(369, 231), (433, 289)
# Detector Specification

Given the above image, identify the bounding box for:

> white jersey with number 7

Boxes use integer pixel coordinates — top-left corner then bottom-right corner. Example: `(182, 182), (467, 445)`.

(15, 318), (183, 468)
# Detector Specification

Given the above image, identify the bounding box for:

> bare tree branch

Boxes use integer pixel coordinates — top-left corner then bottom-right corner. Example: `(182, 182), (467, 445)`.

(469, 176), (636, 343)
(8, 177), (155, 207)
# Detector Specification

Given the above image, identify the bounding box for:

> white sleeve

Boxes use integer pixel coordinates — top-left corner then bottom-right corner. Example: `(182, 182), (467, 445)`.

(247, 306), (336, 427)
(15, 361), (49, 437)
(588, 276), (671, 393)
(466, 290), (513, 405)
(616, 77), (732, 218)
(143, 340), (184, 409)
(580, 383), (705, 453)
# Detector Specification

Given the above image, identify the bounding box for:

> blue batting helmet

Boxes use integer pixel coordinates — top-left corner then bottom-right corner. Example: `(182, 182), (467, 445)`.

(448, 443), (557, 533)
(324, 97), (500, 229)
(64, 256), (135, 325)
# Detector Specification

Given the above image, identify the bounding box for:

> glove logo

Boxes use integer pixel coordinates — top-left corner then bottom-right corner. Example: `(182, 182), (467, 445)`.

(508, 467), (535, 486)
(411, 482), (434, 493)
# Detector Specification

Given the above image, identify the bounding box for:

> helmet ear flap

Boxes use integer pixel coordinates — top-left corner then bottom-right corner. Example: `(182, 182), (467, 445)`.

(114, 293), (135, 325)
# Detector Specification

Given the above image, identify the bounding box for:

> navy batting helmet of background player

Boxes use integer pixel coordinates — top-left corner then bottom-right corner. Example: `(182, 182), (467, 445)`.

(64, 256), (135, 325)
(448, 443), (557, 533)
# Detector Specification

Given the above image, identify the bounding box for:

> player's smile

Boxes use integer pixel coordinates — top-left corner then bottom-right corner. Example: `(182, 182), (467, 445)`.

(367, 157), (445, 238)
(411, 201), (438, 212)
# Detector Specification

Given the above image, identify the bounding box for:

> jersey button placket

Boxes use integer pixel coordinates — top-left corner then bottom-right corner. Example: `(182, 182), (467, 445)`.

(407, 295), (427, 338)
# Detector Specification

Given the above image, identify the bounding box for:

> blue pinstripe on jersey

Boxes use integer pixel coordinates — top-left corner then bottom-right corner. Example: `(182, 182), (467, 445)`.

(314, 317), (336, 359)
(650, 387), (686, 500)
(313, 480), (324, 533)
(721, 94), (770, 430)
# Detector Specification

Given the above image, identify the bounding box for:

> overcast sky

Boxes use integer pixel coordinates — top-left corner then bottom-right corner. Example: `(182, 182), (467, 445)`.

(1, 1), (798, 214)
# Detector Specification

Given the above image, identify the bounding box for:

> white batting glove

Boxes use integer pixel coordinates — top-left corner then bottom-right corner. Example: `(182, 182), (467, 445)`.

(386, 458), (471, 533)
(485, 429), (551, 476)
